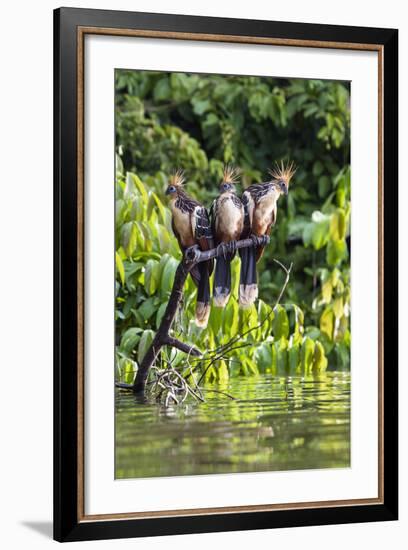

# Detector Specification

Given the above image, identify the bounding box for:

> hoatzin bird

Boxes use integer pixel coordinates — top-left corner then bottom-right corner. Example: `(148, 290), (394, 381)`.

(212, 166), (244, 307)
(239, 161), (296, 307)
(165, 171), (214, 328)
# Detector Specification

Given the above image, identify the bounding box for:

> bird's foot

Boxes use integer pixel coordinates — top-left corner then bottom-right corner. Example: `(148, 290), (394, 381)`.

(250, 234), (269, 248)
(216, 242), (229, 259)
(226, 240), (237, 255)
(184, 244), (201, 263)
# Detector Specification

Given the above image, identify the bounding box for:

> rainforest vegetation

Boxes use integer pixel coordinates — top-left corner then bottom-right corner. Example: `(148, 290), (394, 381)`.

(114, 70), (351, 388)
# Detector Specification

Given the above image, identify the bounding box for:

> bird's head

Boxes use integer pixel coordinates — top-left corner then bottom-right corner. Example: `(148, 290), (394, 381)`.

(220, 181), (235, 193)
(165, 170), (185, 197)
(268, 160), (296, 196)
(220, 165), (240, 194)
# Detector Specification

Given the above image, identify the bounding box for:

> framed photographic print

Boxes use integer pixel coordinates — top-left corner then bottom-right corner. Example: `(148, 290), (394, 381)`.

(54, 7), (398, 542)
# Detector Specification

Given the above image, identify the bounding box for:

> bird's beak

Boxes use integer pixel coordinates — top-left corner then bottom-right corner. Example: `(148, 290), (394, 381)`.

(279, 182), (288, 195)
(165, 187), (170, 195)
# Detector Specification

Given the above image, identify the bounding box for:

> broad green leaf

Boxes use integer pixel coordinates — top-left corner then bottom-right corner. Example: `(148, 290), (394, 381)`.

(329, 209), (346, 240)
(333, 296), (344, 319)
(254, 343), (272, 373)
(274, 337), (288, 376)
(288, 343), (300, 375)
(160, 256), (179, 296)
(300, 337), (315, 376)
(115, 252), (125, 285)
(131, 173), (148, 202)
(144, 259), (160, 295)
(217, 360), (229, 383)
(137, 330), (155, 365)
(272, 305), (289, 339)
(313, 341), (328, 373)
(121, 222), (137, 257)
(153, 77), (171, 101)
(326, 238), (348, 266)
(138, 298), (157, 322)
(292, 304), (304, 337)
(320, 307), (334, 340)
(119, 327), (143, 354)
(322, 279), (333, 303)
(209, 305), (223, 336)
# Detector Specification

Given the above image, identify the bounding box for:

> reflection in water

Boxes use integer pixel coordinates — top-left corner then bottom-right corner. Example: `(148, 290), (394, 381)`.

(115, 372), (350, 479)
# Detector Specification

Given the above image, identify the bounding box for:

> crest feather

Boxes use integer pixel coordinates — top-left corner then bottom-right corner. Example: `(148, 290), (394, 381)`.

(223, 165), (240, 184)
(269, 160), (297, 187)
(169, 169), (185, 187)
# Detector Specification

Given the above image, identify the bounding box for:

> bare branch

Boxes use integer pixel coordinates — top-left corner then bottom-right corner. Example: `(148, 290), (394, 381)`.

(164, 336), (202, 357)
(131, 236), (270, 394)
(273, 259), (293, 306)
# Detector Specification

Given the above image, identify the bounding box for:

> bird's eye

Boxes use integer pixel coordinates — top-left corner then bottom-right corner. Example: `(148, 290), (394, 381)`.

(169, 186), (176, 193)
(222, 183), (229, 191)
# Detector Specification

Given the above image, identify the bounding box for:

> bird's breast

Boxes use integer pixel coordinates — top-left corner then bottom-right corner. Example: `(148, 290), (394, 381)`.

(170, 202), (195, 247)
(215, 195), (244, 241)
(253, 194), (277, 235)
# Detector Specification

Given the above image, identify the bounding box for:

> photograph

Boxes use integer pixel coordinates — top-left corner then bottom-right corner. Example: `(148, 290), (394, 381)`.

(114, 68), (351, 480)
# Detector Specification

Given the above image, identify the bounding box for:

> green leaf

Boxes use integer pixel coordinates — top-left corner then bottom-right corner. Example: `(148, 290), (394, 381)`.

(274, 337), (288, 376)
(138, 298), (157, 322)
(209, 305), (223, 336)
(160, 257), (179, 296)
(137, 330), (155, 364)
(156, 302), (167, 328)
(320, 307), (334, 340)
(192, 99), (212, 115)
(272, 305), (289, 339)
(326, 239), (347, 266)
(318, 175), (331, 198)
(300, 337), (315, 375)
(313, 160), (324, 177)
(121, 222), (138, 257)
(302, 212), (331, 250)
(329, 209), (346, 240)
(115, 252), (125, 285)
(333, 296), (344, 319)
(153, 78), (171, 101)
(119, 327), (143, 354)
(254, 343), (273, 373)
(322, 279), (333, 303)
(288, 343), (300, 375)
(144, 259), (160, 295)
(292, 304), (304, 337)
(313, 341), (328, 373)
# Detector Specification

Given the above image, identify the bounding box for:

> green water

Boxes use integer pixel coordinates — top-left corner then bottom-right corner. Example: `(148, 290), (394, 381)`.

(115, 371), (350, 479)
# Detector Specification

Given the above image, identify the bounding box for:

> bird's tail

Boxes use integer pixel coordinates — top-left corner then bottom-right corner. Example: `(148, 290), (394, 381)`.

(195, 261), (211, 328)
(213, 254), (232, 307)
(239, 246), (258, 307)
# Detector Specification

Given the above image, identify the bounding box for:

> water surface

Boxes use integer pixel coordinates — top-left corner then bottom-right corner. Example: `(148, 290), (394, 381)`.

(115, 371), (350, 479)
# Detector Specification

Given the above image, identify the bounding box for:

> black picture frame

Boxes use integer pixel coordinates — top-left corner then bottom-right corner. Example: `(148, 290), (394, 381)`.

(54, 7), (398, 542)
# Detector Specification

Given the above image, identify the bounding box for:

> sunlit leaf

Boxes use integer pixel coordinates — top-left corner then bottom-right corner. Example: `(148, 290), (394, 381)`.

(115, 252), (125, 285)
(300, 337), (315, 376)
(272, 305), (289, 339)
(320, 307), (334, 339)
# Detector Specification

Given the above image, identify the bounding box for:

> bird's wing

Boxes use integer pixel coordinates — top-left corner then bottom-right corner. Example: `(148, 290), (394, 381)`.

(209, 199), (218, 243)
(255, 203), (277, 262)
(246, 182), (273, 202)
(192, 206), (214, 249)
(192, 205), (215, 275)
(241, 190), (255, 238)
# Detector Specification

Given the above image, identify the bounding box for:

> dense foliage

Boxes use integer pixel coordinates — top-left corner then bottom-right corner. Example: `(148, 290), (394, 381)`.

(115, 70), (351, 384)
